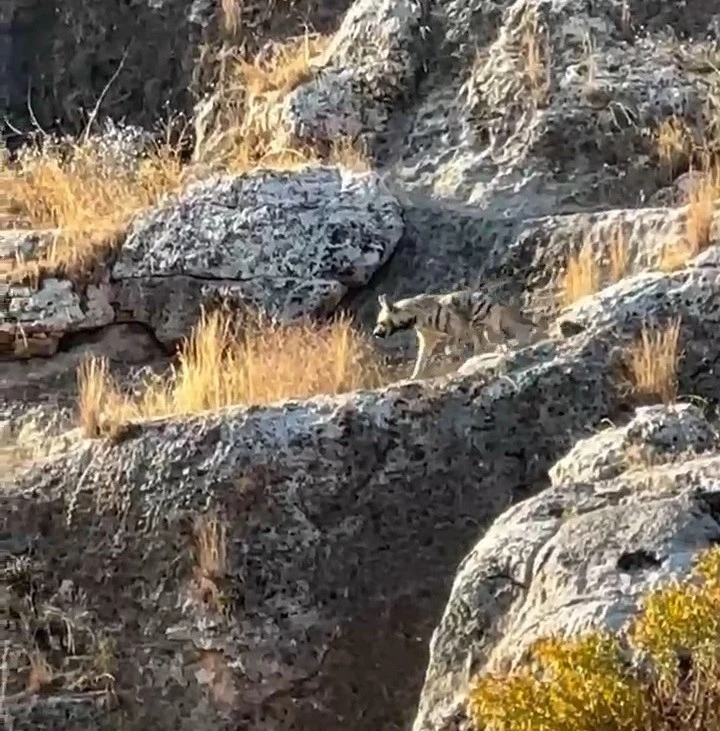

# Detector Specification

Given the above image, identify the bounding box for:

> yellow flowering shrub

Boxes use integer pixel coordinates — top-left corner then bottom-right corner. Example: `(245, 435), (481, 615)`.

(468, 547), (720, 731)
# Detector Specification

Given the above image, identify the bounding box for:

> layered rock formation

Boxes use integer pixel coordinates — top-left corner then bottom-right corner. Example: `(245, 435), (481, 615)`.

(4, 0), (720, 728)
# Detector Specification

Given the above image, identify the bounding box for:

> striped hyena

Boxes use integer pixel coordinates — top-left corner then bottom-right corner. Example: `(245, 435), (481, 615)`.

(372, 289), (546, 379)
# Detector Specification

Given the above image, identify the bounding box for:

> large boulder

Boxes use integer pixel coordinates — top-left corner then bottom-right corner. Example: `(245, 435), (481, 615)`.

(412, 403), (720, 731)
(111, 166), (404, 345)
(3, 331), (614, 729)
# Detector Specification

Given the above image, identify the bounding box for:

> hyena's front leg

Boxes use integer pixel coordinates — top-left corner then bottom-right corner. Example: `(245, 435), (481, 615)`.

(471, 329), (485, 356)
(411, 332), (439, 379)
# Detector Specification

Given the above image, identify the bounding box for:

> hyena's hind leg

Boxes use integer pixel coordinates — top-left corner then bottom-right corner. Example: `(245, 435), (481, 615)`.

(411, 331), (441, 379)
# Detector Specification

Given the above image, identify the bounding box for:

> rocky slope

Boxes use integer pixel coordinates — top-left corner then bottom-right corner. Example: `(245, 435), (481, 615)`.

(3, 0), (720, 729)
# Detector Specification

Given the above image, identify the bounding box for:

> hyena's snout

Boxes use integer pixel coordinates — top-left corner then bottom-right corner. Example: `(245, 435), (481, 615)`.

(373, 324), (388, 338)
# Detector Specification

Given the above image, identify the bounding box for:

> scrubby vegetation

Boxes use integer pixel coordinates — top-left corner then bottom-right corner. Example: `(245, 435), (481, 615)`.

(76, 307), (387, 437)
(468, 546), (720, 730)
(2, 33), (368, 283)
(660, 164), (720, 272)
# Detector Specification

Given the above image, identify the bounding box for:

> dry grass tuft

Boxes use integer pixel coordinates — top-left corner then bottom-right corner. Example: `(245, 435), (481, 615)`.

(4, 135), (186, 282)
(655, 116), (695, 178)
(76, 356), (126, 439)
(26, 651), (53, 694)
(192, 34), (331, 170)
(191, 513), (229, 613)
(560, 228), (632, 307)
(561, 239), (600, 307)
(235, 35), (329, 98)
(219, 0), (241, 36)
(607, 226), (631, 283)
(626, 317), (683, 405)
(659, 164), (720, 272)
(4, 32), (339, 283)
(76, 308), (387, 436)
(327, 136), (372, 172)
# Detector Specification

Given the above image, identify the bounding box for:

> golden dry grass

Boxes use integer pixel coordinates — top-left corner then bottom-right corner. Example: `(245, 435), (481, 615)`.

(76, 308), (387, 437)
(3, 32), (353, 283)
(626, 317), (683, 405)
(607, 226), (630, 282)
(655, 116), (695, 178)
(191, 512), (229, 612)
(560, 228), (632, 307)
(659, 164), (720, 272)
(236, 35), (330, 98)
(219, 0), (241, 36)
(4, 137), (186, 282)
(26, 651), (53, 694)
(193, 34), (332, 171)
(561, 239), (600, 307)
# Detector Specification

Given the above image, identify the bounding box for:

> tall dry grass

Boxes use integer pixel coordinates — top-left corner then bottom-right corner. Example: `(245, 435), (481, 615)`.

(520, 11), (551, 107)
(626, 317), (683, 405)
(659, 165), (720, 272)
(77, 308), (387, 436)
(191, 512), (229, 612)
(560, 227), (632, 307)
(5, 136), (186, 281)
(655, 116), (695, 179)
(4, 32), (359, 283)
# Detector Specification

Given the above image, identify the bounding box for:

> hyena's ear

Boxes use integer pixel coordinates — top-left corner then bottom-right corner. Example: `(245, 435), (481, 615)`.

(377, 293), (390, 309)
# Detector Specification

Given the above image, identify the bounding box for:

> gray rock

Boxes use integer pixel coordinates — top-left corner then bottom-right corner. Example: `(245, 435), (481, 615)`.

(282, 0), (425, 146)
(112, 166), (403, 345)
(412, 404), (720, 731)
(10, 251), (720, 728)
(549, 402), (719, 486)
(6, 332), (615, 729)
(0, 278), (114, 358)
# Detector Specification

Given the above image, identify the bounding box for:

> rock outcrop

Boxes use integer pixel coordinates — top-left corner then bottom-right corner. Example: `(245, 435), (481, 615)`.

(112, 167), (404, 345)
(3, 332), (611, 729)
(5, 0), (720, 728)
(1, 167), (403, 356)
(7, 250), (720, 728)
(412, 402), (720, 731)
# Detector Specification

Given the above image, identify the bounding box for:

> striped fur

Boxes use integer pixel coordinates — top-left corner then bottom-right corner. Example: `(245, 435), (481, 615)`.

(373, 289), (545, 379)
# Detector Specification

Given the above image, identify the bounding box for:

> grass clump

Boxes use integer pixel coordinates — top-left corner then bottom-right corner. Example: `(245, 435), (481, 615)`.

(468, 546), (720, 731)
(191, 512), (229, 613)
(4, 134), (186, 282)
(560, 227), (631, 307)
(3, 32), (371, 282)
(520, 9), (551, 108)
(625, 317), (683, 405)
(654, 116), (696, 179)
(76, 307), (386, 437)
(659, 164), (720, 272)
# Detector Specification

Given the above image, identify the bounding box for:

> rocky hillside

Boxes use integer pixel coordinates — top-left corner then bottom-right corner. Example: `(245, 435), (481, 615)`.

(3, 0), (720, 729)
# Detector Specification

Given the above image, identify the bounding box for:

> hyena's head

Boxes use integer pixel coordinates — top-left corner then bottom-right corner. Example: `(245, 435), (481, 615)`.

(373, 294), (415, 338)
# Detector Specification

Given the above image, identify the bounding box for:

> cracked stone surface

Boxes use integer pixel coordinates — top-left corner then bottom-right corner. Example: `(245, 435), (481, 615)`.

(0, 278), (115, 358)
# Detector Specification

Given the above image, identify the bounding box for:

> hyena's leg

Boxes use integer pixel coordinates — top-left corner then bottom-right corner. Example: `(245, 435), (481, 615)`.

(482, 312), (508, 353)
(471, 328), (485, 356)
(411, 331), (440, 379)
